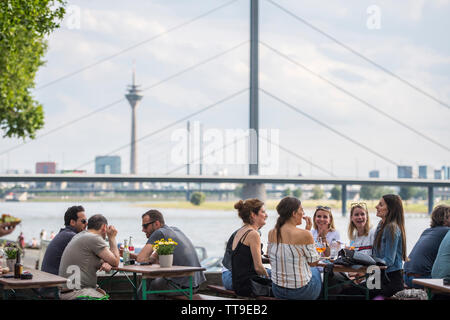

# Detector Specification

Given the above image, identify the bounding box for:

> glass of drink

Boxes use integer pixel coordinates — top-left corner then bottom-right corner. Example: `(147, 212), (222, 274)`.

(315, 238), (326, 257)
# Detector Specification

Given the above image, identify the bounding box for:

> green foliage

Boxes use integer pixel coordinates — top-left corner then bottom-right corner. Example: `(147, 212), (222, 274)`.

(190, 192), (206, 206)
(234, 185), (243, 198)
(0, 0), (66, 139)
(310, 185), (324, 200)
(359, 185), (395, 200)
(399, 186), (415, 201)
(283, 188), (292, 197)
(413, 187), (427, 200)
(293, 188), (302, 198)
(330, 185), (341, 200)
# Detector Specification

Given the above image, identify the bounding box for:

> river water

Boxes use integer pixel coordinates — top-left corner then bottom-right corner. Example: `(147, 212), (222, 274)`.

(0, 201), (431, 257)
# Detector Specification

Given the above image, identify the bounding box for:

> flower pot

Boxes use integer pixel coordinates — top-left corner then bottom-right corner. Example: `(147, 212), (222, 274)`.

(6, 259), (15, 272)
(159, 254), (173, 268)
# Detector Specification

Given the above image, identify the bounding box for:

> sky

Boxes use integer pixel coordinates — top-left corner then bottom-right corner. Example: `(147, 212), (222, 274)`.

(0, 0), (449, 179)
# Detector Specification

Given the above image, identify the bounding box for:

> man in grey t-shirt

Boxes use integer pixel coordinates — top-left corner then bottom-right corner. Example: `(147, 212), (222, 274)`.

(59, 214), (120, 300)
(127, 209), (206, 298)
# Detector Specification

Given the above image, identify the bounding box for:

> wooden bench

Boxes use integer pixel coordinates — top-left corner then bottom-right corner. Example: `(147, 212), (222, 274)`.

(170, 293), (242, 300)
(207, 285), (280, 300)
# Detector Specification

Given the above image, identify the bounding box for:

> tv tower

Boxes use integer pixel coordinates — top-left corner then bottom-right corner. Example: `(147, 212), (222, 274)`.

(125, 65), (143, 174)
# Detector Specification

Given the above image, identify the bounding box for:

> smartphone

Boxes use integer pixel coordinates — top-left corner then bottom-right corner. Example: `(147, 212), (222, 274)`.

(138, 262), (152, 266)
(2, 274), (14, 278)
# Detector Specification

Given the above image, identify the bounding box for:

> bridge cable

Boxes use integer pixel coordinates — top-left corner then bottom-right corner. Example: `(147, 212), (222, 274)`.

(74, 88), (249, 170)
(36, 0), (239, 90)
(0, 40), (248, 157)
(265, 0), (450, 111)
(260, 88), (400, 167)
(260, 41), (450, 153)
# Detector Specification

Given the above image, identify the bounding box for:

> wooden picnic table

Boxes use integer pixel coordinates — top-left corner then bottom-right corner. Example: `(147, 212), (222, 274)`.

(412, 278), (450, 299)
(110, 263), (205, 300)
(318, 261), (387, 300)
(0, 268), (67, 300)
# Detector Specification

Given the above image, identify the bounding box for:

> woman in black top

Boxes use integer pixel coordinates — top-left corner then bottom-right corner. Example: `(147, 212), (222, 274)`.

(231, 198), (269, 296)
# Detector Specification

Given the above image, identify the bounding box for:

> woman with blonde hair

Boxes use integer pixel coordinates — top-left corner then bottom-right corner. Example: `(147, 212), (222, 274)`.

(312, 206), (341, 248)
(347, 202), (375, 255)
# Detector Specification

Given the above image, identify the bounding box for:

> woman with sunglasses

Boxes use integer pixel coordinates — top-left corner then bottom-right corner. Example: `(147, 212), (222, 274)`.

(311, 205), (341, 252)
(371, 194), (408, 298)
(347, 203), (375, 255)
(227, 198), (270, 296)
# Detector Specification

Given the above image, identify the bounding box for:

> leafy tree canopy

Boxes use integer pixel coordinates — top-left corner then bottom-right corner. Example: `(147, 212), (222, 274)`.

(0, 0), (66, 139)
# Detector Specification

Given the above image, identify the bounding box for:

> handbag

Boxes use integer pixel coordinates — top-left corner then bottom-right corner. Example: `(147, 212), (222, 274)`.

(334, 249), (378, 268)
(250, 276), (273, 297)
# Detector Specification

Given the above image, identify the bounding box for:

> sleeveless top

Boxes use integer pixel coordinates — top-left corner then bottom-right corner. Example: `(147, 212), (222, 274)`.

(231, 229), (258, 296)
(267, 241), (320, 289)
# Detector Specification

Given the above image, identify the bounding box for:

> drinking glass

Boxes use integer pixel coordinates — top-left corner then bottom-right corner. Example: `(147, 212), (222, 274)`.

(315, 238), (326, 257)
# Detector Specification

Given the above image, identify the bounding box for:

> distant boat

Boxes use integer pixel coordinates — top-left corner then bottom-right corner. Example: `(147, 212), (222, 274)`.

(4, 192), (28, 202)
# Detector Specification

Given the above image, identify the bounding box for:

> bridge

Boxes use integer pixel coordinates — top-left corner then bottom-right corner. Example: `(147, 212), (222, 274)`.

(1, 174), (449, 214)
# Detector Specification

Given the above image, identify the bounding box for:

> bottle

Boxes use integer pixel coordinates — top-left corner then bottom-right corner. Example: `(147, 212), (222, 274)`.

(128, 236), (135, 255)
(123, 239), (129, 266)
(14, 251), (23, 279)
(329, 239), (341, 260)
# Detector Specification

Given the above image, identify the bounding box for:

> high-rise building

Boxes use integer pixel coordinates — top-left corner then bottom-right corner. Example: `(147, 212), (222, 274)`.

(435, 170), (443, 180)
(397, 166), (412, 179)
(95, 156), (121, 174)
(36, 162), (56, 174)
(418, 165), (433, 179)
(442, 166), (450, 180)
(369, 170), (379, 178)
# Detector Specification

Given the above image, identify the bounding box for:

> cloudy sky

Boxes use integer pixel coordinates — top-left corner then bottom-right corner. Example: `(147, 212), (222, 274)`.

(0, 0), (449, 178)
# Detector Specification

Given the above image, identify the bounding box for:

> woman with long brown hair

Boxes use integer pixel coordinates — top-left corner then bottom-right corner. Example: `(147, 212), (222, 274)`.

(228, 198), (269, 296)
(267, 197), (322, 300)
(372, 194), (408, 297)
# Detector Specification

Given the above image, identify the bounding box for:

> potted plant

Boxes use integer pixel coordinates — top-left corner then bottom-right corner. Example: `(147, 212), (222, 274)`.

(3, 243), (19, 271)
(153, 238), (178, 268)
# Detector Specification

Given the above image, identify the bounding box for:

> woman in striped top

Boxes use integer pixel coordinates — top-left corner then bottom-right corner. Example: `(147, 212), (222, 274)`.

(268, 197), (322, 300)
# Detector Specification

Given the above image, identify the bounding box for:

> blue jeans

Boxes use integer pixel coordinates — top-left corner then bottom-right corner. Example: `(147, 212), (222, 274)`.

(222, 268), (272, 291)
(272, 267), (322, 300)
(222, 270), (233, 290)
(404, 273), (431, 289)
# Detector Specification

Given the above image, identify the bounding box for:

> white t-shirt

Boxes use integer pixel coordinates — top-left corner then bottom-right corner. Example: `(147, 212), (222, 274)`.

(311, 229), (341, 244)
(349, 227), (376, 255)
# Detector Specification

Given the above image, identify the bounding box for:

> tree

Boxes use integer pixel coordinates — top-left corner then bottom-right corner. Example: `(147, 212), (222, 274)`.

(0, 0), (66, 139)
(330, 186), (341, 200)
(293, 188), (302, 198)
(283, 188), (292, 197)
(310, 186), (324, 200)
(399, 187), (415, 201)
(190, 192), (206, 206)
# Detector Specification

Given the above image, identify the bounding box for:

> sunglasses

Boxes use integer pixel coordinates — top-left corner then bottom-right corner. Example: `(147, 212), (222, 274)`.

(351, 202), (368, 211)
(316, 205), (331, 212)
(80, 219), (87, 224)
(142, 220), (157, 229)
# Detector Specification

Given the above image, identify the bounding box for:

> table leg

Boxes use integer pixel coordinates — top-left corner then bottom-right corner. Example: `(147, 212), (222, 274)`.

(133, 273), (138, 300)
(189, 276), (193, 300)
(142, 278), (147, 300)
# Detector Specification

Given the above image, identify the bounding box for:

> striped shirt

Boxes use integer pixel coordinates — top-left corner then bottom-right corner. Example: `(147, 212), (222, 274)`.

(267, 242), (320, 289)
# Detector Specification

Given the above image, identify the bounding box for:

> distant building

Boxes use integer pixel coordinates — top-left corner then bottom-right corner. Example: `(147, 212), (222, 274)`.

(369, 170), (379, 178)
(397, 166), (413, 179)
(418, 165), (433, 179)
(435, 170), (443, 180)
(442, 166), (450, 180)
(6, 169), (19, 174)
(95, 156), (121, 174)
(36, 162), (56, 174)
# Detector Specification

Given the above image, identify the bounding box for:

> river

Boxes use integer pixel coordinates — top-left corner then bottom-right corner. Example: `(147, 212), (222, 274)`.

(0, 201), (432, 257)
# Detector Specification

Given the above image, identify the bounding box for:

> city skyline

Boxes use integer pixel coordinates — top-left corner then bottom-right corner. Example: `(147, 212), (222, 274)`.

(0, 0), (449, 178)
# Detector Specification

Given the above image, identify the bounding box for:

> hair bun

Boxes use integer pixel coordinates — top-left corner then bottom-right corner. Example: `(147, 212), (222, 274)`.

(234, 200), (244, 210)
